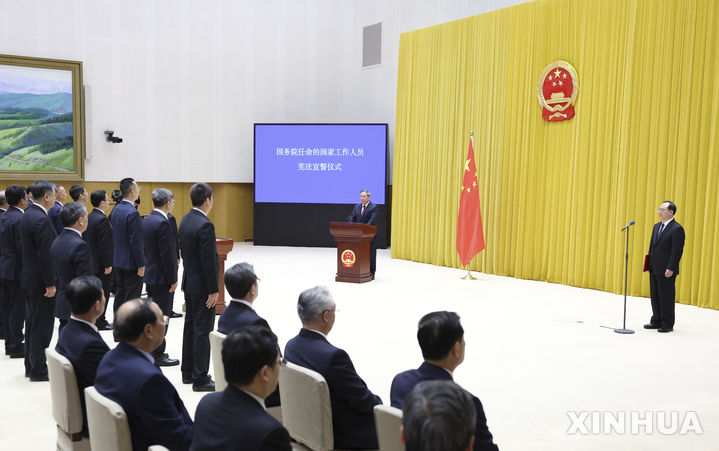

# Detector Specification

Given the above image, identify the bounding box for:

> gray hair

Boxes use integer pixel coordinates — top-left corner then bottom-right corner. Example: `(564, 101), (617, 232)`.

(360, 189), (371, 197)
(297, 286), (335, 323)
(152, 188), (173, 208)
(59, 202), (87, 227)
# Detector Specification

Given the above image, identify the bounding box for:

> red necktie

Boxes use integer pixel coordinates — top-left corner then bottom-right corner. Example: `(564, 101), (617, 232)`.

(361, 205), (366, 216)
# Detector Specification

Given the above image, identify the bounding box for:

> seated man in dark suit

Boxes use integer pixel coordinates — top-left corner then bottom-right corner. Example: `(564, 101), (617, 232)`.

(217, 262), (280, 407)
(51, 202), (93, 332)
(192, 326), (291, 451)
(390, 311), (499, 451)
(95, 298), (193, 451)
(55, 275), (111, 437)
(401, 380), (477, 451)
(217, 262), (269, 334)
(284, 286), (382, 449)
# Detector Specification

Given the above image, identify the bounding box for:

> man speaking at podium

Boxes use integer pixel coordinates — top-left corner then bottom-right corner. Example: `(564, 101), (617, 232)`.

(348, 189), (377, 279)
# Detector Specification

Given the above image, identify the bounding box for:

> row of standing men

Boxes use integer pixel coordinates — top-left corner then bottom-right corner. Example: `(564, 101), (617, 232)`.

(0, 178), (220, 391)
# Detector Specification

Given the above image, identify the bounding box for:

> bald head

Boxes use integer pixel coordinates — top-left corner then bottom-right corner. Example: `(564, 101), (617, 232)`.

(114, 298), (165, 352)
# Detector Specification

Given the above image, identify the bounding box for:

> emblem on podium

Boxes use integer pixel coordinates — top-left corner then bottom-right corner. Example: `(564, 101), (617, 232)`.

(537, 61), (579, 122)
(341, 249), (356, 267)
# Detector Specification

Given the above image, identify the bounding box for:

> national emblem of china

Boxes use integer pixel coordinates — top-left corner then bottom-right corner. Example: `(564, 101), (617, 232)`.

(537, 61), (579, 122)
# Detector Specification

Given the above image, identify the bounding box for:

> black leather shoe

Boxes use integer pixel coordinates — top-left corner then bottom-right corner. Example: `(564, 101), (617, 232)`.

(643, 324), (659, 329)
(193, 380), (215, 392)
(658, 327), (673, 333)
(170, 311), (183, 319)
(30, 375), (49, 382)
(156, 355), (180, 367)
(97, 323), (113, 331)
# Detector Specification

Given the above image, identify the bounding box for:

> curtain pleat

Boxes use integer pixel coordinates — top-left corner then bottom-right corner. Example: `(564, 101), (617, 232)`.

(392, 0), (719, 309)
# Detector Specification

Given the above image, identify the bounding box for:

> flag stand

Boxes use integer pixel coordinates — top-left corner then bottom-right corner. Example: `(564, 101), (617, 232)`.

(461, 267), (476, 280)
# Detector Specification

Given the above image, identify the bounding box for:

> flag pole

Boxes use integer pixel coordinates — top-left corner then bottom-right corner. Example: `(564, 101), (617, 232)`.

(460, 130), (477, 280)
(461, 265), (476, 280)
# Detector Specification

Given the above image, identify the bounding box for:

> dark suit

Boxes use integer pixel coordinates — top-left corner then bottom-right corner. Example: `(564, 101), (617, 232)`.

(83, 208), (114, 327)
(55, 318), (110, 436)
(0, 207), (5, 338)
(0, 207), (25, 354)
(51, 229), (93, 324)
(95, 342), (193, 451)
(390, 362), (499, 451)
(191, 385), (291, 451)
(217, 301), (280, 407)
(217, 301), (270, 334)
(167, 212), (181, 311)
(111, 200), (145, 312)
(284, 328), (382, 449)
(142, 210), (178, 357)
(48, 200), (64, 235)
(348, 201), (378, 275)
(648, 219), (686, 329)
(179, 208), (219, 384)
(20, 203), (57, 379)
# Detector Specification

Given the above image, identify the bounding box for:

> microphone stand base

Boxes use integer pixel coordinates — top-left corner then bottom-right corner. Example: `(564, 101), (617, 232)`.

(613, 328), (635, 334)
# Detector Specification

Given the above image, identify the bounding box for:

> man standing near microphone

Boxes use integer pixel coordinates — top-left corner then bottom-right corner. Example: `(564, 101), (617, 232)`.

(645, 201), (685, 333)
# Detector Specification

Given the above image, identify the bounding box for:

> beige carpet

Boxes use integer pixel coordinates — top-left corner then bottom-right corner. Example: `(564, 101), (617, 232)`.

(1, 243), (716, 450)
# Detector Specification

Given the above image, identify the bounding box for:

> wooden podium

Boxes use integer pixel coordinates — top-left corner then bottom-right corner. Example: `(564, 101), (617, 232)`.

(329, 222), (377, 283)
(214, 238), (234, 314)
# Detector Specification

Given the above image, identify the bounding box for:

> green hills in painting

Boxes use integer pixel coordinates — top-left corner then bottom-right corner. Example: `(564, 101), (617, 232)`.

(0, 92), (74, 172)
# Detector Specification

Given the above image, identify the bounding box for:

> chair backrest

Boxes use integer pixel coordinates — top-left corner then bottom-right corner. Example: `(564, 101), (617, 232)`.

(45, 348), (84, 438)
(209, 330), (227, 391)
(279, 361), (334, 451)
(84, 386), (133, 451)
(374, 405), (405, 451)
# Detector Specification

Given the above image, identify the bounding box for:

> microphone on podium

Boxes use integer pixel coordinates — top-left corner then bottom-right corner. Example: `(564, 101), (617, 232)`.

(620, 219), (635, 231)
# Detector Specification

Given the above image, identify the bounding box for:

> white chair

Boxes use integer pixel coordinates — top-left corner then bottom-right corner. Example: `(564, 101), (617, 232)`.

(373, 405), (404, 451)
(209, 330), (227, 391)
(45, 348), (91, 451)
(84, 386), (133, 451)
(279, 361), (334, 451)
(211, 329), (283, 423)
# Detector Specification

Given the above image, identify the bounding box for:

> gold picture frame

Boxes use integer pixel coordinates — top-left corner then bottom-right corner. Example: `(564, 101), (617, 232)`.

(0, 54), (84, 180)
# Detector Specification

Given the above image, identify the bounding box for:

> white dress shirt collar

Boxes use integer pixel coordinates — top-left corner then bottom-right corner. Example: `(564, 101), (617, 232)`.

(64, 227), (83, 237)
(661, 217), (674, 227)
(230, 299), (254, 309)
(70, 316), (99, 332)
(305, 328), (328, 340)
(240, 388), (267, 410)
(153, 208), (168, 220)
(34, 203), (48, 215)
(192, 207), (208, 217)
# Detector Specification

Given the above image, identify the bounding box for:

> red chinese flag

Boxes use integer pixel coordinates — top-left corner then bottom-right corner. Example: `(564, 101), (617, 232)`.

(456, 137), (485, 266)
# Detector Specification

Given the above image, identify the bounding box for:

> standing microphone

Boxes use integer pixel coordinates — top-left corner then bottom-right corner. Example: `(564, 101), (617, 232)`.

(620, 220), (635, 231)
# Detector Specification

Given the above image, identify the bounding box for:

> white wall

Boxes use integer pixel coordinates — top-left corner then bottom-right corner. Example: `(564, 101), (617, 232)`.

(0, 0), (527, 182)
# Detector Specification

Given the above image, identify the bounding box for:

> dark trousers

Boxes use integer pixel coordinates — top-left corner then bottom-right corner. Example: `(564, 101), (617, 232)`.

(1, 280), (25, 354)
(650, 272), (677, 328)
(0, 280), (25, 355)
(147, 284), (171, 358)
(181, 293), (214, 384)
(114, 268), (143, 313)
(95, 271), (112, 327)
(24, 289), (55, 378)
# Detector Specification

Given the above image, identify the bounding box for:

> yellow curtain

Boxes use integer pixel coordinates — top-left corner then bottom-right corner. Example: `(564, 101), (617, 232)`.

(392, 0), (719, 309)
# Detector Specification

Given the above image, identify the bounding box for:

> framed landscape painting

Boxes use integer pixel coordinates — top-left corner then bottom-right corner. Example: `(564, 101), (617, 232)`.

(0, 54), (84, 180)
